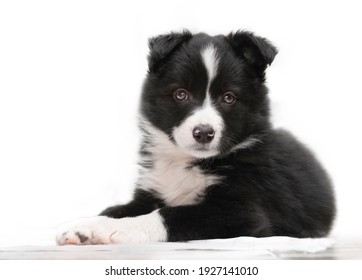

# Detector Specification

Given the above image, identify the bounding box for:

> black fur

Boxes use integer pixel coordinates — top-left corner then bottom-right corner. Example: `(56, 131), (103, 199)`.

(100, 30), (336, 241)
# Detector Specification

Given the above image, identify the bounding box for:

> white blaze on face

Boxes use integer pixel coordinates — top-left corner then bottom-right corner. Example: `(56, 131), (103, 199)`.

(201, 44), (219, 94)
(173, 44), (224, 158)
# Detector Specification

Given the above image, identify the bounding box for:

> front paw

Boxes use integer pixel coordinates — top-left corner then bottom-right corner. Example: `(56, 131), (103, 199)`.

(56, 211), (167, 245)
(56, 216), (118, 245)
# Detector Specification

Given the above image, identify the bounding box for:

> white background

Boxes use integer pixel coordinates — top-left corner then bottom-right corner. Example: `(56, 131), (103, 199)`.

(0, 0), (361, 246)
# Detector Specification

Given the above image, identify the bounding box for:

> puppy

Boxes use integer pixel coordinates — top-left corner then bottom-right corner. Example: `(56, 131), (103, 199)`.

(57, 30), (335, 245)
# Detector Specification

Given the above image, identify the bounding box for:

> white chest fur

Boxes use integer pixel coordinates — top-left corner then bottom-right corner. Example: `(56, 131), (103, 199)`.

(137, 124), (220, 206)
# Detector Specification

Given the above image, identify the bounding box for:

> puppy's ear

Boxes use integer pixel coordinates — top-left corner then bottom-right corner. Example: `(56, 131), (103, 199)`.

(148, 30), (192, 72)
(227, 31), (277, 76)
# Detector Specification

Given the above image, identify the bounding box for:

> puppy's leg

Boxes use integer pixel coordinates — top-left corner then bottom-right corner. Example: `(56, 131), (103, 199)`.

(57, 201), (270, 245)
(100, 189), (164, 218)
(56, 189), (164, 245)
(56, 210), (167, 245)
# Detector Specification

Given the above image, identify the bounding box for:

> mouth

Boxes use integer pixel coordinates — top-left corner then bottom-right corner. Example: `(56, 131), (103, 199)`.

(193, 143), (211, 151)
(184, 143), (219, 158)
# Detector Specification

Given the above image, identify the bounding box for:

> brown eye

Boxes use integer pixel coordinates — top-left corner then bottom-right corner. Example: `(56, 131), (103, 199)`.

(222, 92), (236, 104)
(173, 89), (189, 102)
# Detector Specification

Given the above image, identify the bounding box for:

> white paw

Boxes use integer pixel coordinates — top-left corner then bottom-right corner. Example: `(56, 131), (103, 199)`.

(56, 216), (119, 245)
(56, 211), (167, 245)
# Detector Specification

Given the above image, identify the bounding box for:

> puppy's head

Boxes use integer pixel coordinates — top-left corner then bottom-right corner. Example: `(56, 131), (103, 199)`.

(140, 30), (277, 158)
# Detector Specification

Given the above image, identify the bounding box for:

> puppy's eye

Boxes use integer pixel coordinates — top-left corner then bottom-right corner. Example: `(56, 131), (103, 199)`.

(173, 89), (189, 102)
(222, 92), (236, 104)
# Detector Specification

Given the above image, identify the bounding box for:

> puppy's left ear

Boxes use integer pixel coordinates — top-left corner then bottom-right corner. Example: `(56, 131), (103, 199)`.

(148, 30), (193, 73)
(227, 31), (278, 77)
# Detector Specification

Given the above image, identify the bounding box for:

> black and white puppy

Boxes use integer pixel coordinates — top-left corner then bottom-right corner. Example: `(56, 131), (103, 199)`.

(56, 30), (336, 245)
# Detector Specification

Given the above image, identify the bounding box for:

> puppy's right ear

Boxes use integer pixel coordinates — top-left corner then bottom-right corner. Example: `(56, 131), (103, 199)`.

(148, 30), (192, 72)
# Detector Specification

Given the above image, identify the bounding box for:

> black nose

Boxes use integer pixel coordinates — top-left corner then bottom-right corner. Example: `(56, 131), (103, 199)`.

(193, 125), (215, 144)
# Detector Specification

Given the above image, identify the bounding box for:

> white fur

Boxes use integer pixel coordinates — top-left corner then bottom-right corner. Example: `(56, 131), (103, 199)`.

(201, 44), (219, 88)
(56, 210), (167, 245)
(230, 135), (262, 152)
(201, 44), (219, 109)
(139, 120), (221, 206)
(172, 45), (224, 159)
